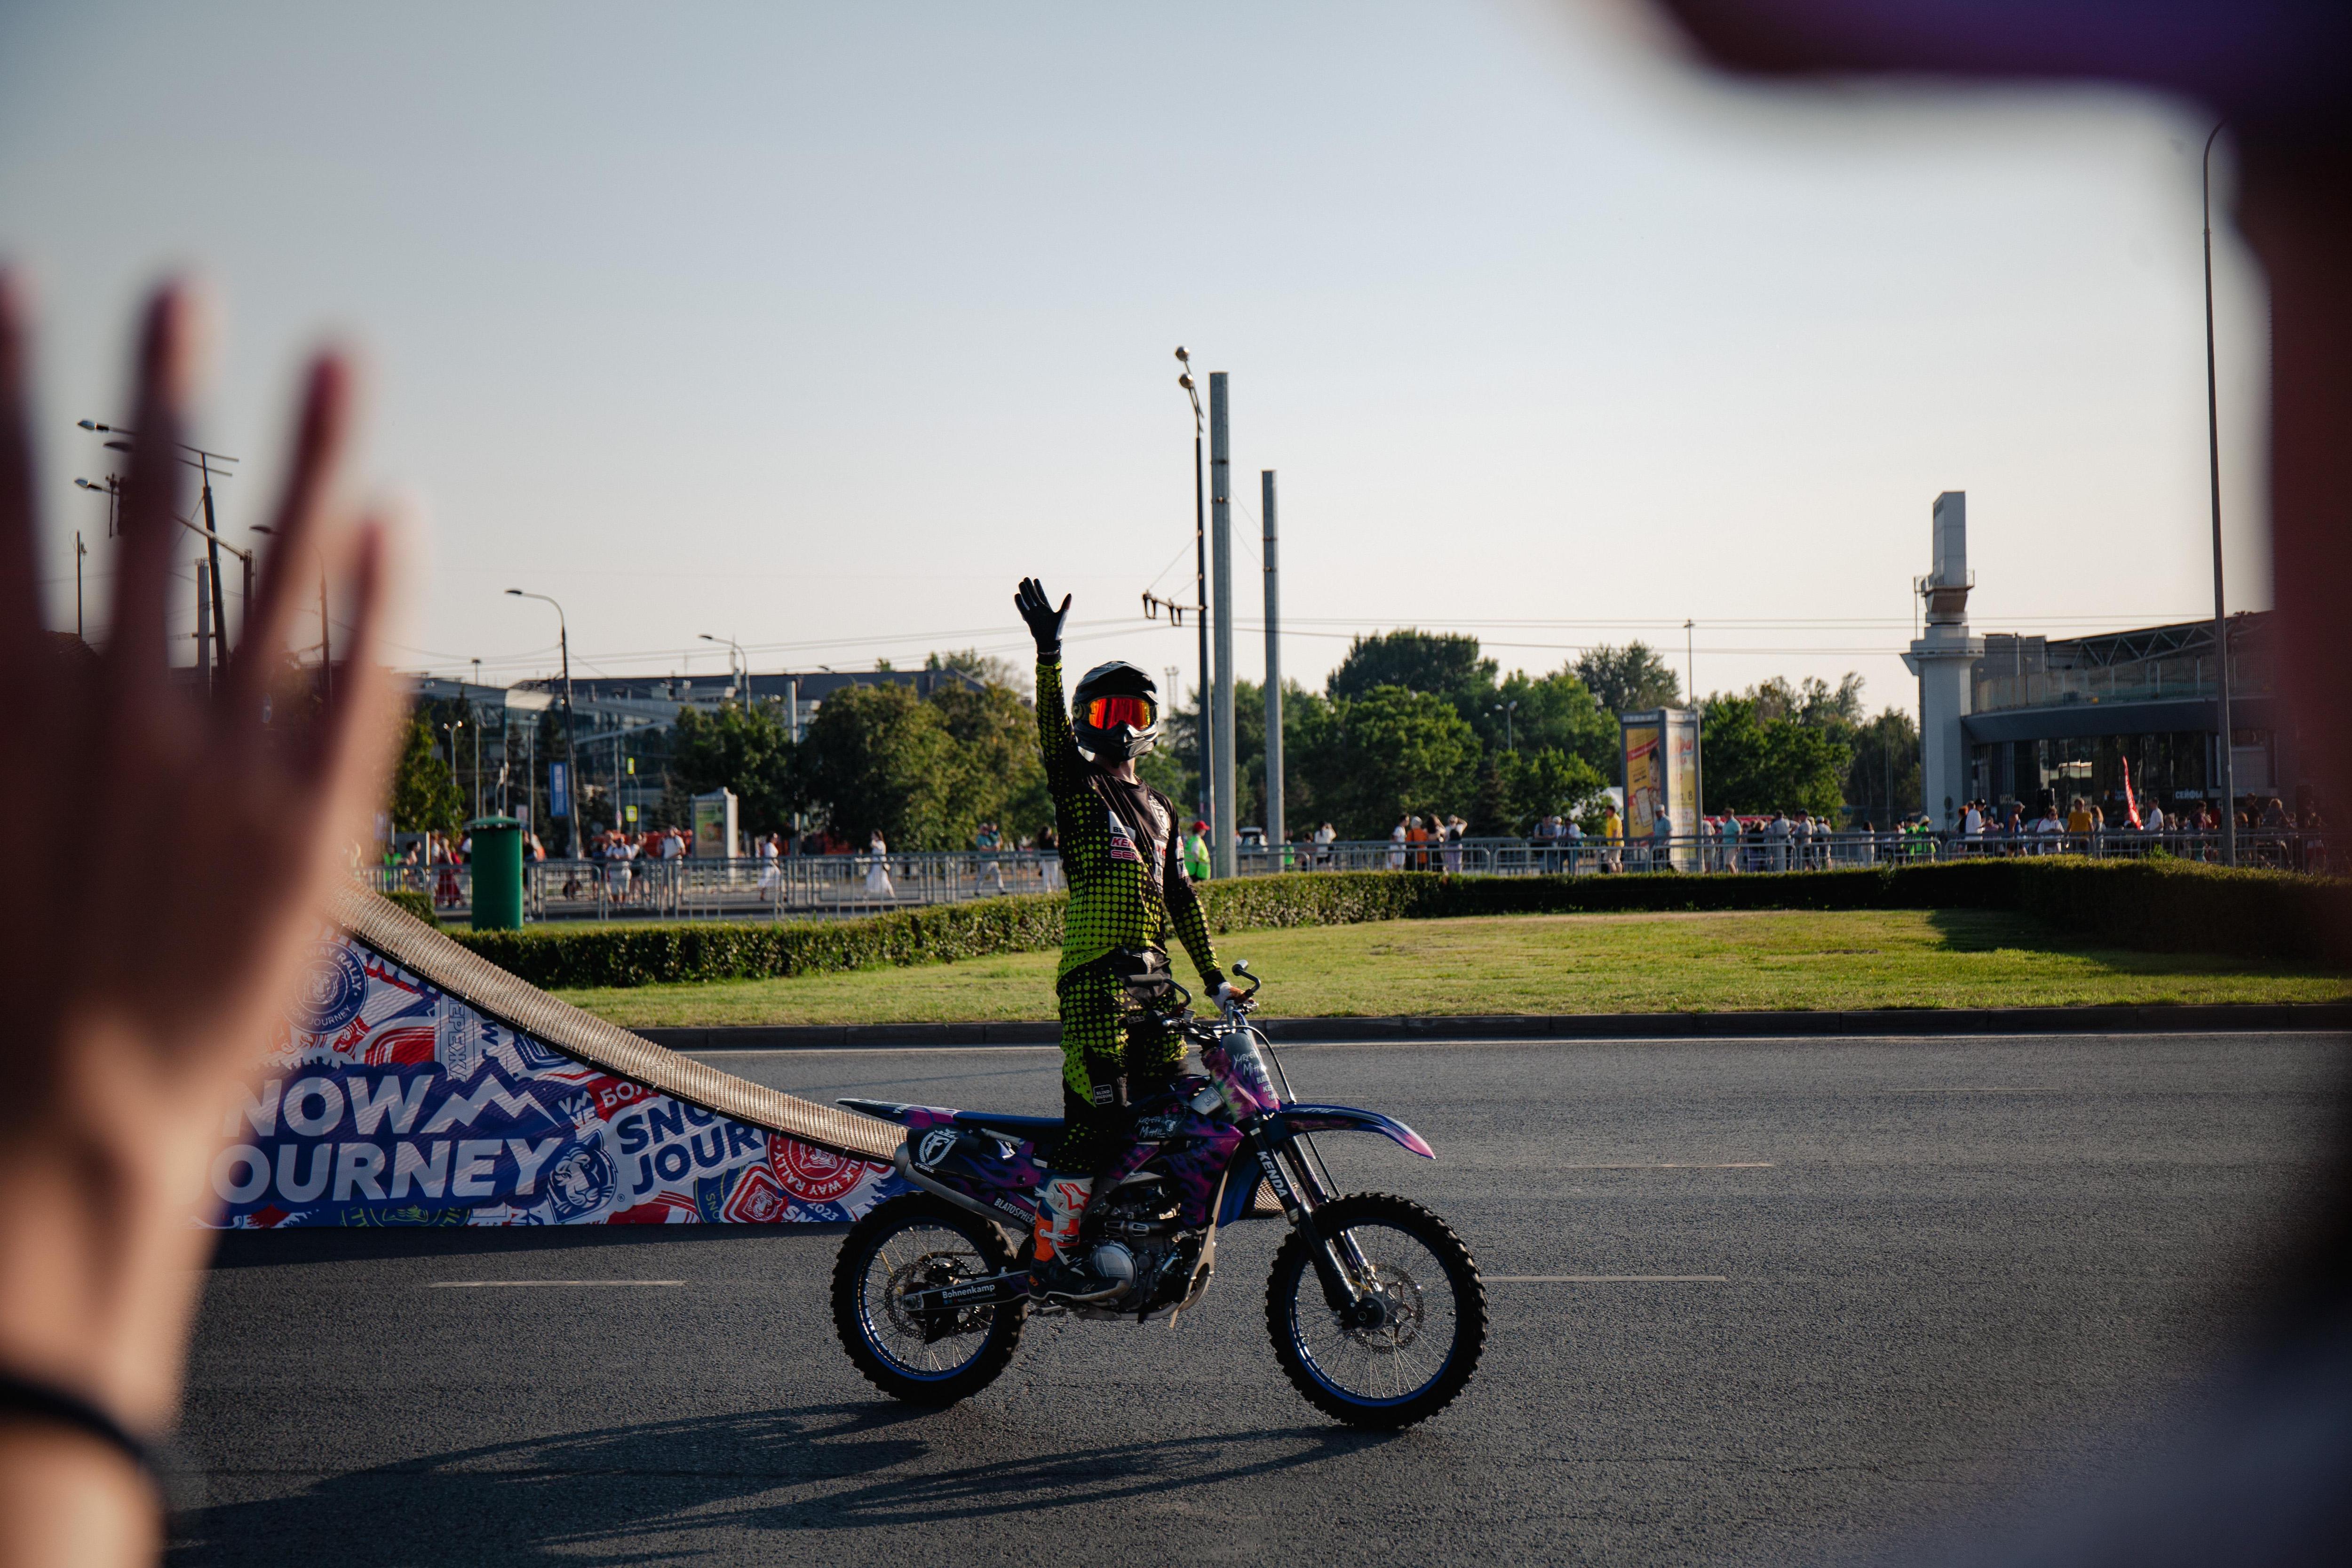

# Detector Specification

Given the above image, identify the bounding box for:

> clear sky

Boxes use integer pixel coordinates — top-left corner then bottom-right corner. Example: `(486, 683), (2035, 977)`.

(0, 0), (2270, 716)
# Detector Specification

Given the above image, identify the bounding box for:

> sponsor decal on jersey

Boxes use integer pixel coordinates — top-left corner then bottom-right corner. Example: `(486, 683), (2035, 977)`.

(1106, 806), (1144, 864)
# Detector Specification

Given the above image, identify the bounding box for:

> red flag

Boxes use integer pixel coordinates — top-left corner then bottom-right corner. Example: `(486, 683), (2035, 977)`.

(2120, 757), (2144, 829)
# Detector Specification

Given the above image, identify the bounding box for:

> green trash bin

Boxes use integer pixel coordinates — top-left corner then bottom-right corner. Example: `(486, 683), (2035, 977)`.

(468, 816), (524, 931)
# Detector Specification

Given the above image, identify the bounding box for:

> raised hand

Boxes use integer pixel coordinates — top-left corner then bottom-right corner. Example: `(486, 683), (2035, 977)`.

(0, 277), (403, 1483)
(1014, 576), (1070, 657)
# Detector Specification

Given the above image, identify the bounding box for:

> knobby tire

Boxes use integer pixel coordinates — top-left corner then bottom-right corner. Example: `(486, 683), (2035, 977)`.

(832, 1194), (1025, 1405)
(1265, 1192), (1486, 1429)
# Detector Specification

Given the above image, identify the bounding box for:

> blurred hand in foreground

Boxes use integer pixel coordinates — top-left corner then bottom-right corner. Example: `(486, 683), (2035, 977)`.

(0, 278), (403, 1561)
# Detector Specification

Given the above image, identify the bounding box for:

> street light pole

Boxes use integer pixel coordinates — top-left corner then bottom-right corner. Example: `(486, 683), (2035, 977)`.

(508, 589), (581, 857)
(470, 658), (485, 820)
(699, 633), (747, 700)
(1177, 349), (1212, 836)
(2201, 121), (2236, 867)
(1687, 617), (1704, 821)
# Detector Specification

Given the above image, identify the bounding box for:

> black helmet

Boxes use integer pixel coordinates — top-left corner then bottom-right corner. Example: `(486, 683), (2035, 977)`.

(1072, 661), (1161, 761)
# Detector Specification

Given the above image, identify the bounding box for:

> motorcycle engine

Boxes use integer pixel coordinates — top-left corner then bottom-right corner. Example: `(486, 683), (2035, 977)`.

(1084, 1180), (1202, 1311)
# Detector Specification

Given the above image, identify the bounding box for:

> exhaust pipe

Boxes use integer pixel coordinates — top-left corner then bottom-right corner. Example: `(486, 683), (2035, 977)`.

(892, 1144), (1024, 1233)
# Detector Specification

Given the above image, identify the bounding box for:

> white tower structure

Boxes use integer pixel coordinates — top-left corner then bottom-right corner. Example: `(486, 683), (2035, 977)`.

(1901, 491), (1983, 829)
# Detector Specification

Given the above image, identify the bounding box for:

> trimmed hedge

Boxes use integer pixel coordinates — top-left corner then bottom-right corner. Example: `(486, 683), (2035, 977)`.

(445, 858), (2350, 990)
(382, 889), (437, 927)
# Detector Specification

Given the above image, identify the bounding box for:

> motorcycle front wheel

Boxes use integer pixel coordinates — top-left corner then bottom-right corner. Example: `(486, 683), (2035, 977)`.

(832, 1194), (1024, 1405)
(1265, 1192), (1486, 1429)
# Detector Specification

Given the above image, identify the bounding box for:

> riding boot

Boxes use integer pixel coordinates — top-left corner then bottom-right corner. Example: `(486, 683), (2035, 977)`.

(1030, 1173), (1100, 1297)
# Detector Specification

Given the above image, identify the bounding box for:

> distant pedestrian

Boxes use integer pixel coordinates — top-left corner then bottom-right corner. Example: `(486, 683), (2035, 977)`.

(1185, 820), (1212, 882)
(865, 831), (895, 898)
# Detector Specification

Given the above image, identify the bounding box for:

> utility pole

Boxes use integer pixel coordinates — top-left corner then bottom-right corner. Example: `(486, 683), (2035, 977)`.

(197, 453), (236, 672)
(507, 589), (581, 857)
(75, 532), (85, 641)
(1261, 469), (1284, 852)
(194, 560), (213, 689)
(470, 659), (485, 820)
(1687, 618), (1704, 821)
(1176, 350), (1212, 835)
(1209, 372), (1236, 878)
(2202, 121), (2236, 867)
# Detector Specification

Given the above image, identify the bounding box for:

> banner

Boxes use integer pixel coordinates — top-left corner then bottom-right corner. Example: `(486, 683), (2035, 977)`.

(548, 761), (571, 820)
(206, 932), (906, 1228)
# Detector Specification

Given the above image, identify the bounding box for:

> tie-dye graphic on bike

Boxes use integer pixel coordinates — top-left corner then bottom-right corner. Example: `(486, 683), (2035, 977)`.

(852, 1082), (1244, 1230)
(204, 933), (908, 1228)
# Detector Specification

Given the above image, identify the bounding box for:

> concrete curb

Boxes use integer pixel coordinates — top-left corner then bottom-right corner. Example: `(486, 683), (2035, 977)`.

(642, 1002), (2352, 1051)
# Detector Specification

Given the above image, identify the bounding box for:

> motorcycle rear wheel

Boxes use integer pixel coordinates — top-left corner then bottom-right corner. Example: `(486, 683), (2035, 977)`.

(832, 1194), (1024, 1405)
(1265, 1192), (1486, 1429)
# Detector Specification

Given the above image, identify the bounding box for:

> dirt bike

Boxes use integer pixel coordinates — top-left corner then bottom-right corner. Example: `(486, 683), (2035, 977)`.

(829, 956), (1486, 1428)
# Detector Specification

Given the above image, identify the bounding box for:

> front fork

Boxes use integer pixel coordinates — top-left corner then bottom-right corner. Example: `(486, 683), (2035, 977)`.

(1244, 1122), (1381, 1321)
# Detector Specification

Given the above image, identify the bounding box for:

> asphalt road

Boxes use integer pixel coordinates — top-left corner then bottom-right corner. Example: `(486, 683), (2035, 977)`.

(168, 1031), (2344, 1566)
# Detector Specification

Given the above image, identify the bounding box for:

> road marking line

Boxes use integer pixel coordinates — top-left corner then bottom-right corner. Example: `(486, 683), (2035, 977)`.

(1878, 1087), (2059, 1094)
(1488, 1274), (1728, 1283)
(1559, 1162), (1772, 1169)
(429, 1280), (686, 1288)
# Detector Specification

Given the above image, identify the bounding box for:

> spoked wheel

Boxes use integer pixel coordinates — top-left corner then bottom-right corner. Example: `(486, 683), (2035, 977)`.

(1266, 1193), (1486, 1429)
(831, 1194), (1024, 1404)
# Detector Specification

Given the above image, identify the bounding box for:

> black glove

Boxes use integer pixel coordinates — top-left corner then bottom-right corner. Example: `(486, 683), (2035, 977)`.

(1014, 577), (1071, 659)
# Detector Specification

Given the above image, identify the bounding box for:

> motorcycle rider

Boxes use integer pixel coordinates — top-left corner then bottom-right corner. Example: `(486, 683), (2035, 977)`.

(1013, 576), (1228, 1297)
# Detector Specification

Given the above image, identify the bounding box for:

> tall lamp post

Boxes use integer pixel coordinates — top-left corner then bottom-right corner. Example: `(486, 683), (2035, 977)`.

(2201, 121), (2236, 868)
(507, 589), (581, 857)
(1493, 700), (1518, 752)
(699, 633), (747, 700)
(250, 524), (330, 706)
(1176, 348), (1212, 837)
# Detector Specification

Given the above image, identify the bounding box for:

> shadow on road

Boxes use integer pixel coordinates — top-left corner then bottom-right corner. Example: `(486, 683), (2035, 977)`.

(203, 1223), (851, 1270)
(169, 1402), (1397, 1564)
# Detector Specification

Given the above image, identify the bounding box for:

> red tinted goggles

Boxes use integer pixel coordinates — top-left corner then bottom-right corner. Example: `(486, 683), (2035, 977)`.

(1083, 694), (1156, 730)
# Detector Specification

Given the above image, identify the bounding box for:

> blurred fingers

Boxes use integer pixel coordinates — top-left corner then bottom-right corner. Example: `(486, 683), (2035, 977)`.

(228, 354), (349, 716)
(301, 514), (403, 837)
(101, 285), (199, 687)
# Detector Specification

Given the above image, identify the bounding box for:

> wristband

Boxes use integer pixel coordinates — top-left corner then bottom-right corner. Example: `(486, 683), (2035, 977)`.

(0, 1369), (154, 1479)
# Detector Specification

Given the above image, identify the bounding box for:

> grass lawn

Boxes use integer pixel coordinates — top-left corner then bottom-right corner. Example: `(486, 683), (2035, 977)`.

(552, 908), (2351, 1028)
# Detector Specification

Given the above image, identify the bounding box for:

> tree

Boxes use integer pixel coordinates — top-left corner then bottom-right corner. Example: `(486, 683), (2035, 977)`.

(1469, 746), (1609, 835)
(927, 647), (1029, 697)
(928, 681), (1051, 843)
(1574, 642), (1681, 716)
(1845, 708), (1922, 827)
(1494, 666), (1618, 779)
(1328, 629), (1497, 706)
(1292, 685), (1478, 836)
(792, 684), (966, 849)
(1699, 693), (1851, 817)
(388, 710), (463, 836)
(667, 701), (798, 836)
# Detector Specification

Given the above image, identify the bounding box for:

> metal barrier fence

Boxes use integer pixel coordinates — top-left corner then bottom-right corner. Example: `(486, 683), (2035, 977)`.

(363, 851), (1067, 924)
(365, 828), (2333, 923)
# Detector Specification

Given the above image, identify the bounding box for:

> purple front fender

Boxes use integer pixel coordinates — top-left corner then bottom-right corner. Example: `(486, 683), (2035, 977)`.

(1272, 1104), (1436, 1159)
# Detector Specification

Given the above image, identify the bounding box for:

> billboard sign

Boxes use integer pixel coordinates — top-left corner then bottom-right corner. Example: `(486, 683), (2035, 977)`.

(1619, 708), (1701, 869)
(548, 761), (570, 820)
(205, 931), (906, 1228)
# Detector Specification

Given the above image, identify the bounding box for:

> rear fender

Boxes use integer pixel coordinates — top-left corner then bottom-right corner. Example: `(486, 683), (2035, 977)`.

(1271, 1105), (1435, 1159)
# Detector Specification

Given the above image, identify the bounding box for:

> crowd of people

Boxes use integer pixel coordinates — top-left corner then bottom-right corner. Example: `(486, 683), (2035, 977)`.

(1949, 793), (2329, 871)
